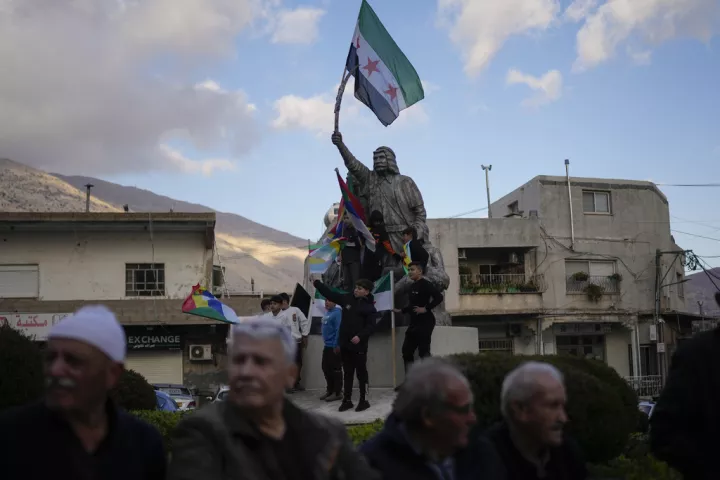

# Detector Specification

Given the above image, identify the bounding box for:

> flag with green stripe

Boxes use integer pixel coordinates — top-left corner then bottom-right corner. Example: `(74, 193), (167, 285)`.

(311, 272), (393, 316)
(345, 0), (424, 126)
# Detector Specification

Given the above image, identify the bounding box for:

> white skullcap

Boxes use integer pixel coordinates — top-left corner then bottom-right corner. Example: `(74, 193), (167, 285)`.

(48, 305), (126, 363)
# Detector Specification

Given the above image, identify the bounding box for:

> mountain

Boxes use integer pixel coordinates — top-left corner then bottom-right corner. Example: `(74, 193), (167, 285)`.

(684, 267), (720, 317)
(1, 159), (307, 293)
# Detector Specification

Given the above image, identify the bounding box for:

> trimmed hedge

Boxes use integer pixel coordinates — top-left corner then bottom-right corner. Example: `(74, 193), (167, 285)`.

(0, 325), (44, 411)
(450, 353), (636, 464)
(113, 369), (156, 411)
(132, 410), (188, 450)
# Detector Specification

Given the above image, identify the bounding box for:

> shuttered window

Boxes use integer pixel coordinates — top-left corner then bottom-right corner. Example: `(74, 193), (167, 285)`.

(0, 265), (39, 298)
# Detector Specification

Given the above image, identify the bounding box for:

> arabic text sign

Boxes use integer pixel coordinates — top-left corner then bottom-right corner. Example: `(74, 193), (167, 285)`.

(127, 334), (182, 350)
(0, 313), (71, 341)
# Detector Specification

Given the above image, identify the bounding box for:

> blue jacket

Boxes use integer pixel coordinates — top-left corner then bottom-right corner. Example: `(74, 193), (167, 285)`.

(321, 307), (342, 347)
(360, 414), (506, 480)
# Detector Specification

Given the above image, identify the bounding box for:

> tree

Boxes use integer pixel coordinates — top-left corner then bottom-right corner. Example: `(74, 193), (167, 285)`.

(0, 324), (45, 411)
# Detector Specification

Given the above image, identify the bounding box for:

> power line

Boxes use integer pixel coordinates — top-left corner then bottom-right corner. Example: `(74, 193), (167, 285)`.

(672, 230), (720, 243)
(656, 183), (720, 187)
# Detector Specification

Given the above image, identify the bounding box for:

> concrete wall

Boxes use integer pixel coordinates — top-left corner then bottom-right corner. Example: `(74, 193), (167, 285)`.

(300, 326), (480, 390)
(0, 230), (213, 300)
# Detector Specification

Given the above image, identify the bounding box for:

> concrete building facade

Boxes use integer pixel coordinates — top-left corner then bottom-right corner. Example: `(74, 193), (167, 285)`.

(429, 175), (693, 393)
(0, 212), (261, 397)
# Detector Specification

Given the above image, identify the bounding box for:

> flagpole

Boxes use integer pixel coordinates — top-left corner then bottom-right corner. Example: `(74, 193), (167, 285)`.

(390, 269), (396, 389)
(334, 69), (353, 134)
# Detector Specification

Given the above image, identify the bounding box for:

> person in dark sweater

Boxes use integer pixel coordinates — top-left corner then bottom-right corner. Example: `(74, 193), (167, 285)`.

(484, 361), (587, 480)
(363, 210), (399, 282)
(360, 358), (506, 480)
(0, 305), (166, 480)
(313, 278), (377, 413)
(394, 262), (444, 376)
(340, 217), (363, 291)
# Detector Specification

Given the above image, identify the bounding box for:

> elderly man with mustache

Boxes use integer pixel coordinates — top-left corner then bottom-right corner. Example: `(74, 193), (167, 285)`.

(483, 362), (587, 480)
(0, 305), (166, 479)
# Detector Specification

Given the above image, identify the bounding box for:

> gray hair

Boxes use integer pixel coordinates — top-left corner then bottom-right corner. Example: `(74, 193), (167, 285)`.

(228, 316), (297, 363)
(393, 358), (470, 429)
(500, 361), (564, 418)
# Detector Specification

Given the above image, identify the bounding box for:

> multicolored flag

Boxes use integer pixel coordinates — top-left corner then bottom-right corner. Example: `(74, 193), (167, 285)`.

(308, 239), (346, 274)
(311, 272), (393, 316)
(345, 0), (424, 126)
(182, 284), (239, 324)
(335, 170), (375, 252)
(402, 241), (412, 272)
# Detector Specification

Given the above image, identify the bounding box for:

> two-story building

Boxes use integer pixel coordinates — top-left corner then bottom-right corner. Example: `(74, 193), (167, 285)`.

(0, 212), (260, 396)
(431, 175), (696, 394)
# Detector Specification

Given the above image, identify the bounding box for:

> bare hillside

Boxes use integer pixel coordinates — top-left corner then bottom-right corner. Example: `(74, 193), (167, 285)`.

(1, 159), (306, 293)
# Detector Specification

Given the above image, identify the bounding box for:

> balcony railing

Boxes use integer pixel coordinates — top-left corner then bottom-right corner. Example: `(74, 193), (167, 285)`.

(459, 274), (546, 294)
(625, 375), (663, 398)
(565, 275), (620, 294)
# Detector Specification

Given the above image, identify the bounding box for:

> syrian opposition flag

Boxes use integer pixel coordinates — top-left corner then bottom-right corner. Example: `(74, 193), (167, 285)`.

(311, 272), (393, 317)
(336, 170), (376, 252)
(345, 0), (424, 126)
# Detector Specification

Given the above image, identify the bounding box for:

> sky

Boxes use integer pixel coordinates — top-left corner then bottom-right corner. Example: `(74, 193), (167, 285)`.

(2, 0), (720, 268)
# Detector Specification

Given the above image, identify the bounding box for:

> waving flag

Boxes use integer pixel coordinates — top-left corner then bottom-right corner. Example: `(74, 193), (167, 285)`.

(345, 0), (424, 126)
(308, 239), (346, 274)
(311, 272), (393, 316)
(182, 284), (239, 324)
(336, 170), (375, 252)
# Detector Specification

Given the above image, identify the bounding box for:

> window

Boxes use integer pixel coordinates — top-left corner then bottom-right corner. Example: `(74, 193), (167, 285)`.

(676, 272), (684, 297)
(556, 335), (605, 361)
(0, 265), (39, 298)
(582, 191), (611, 214)
(212, 265), (225, 292)
(125, 263), (165, 297)
(508, 201), (520, 215)
(565, 260), (615, 277)
(565, 260), (619, 293)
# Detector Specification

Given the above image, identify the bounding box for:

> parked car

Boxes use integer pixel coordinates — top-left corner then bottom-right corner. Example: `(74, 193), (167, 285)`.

(209, 385), (230, 403)
(639, 400), (656, 418)
(155, 390), (180, 412)
(152, 383), (197, 411)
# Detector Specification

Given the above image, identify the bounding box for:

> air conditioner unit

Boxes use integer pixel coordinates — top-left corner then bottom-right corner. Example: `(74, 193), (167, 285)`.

(458, 249), (467, 259)
(189, 344), (212, 361)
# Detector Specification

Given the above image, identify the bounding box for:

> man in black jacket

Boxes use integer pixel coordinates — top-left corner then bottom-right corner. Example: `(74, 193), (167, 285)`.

(650, 324), (720, 479)
(360, 358), (506, 480)
(394, 262), (444, 376)
(314, 278), (377, 412)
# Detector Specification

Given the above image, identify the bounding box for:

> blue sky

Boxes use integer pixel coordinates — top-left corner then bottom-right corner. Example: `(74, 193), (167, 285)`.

(4, 1), (720, 267)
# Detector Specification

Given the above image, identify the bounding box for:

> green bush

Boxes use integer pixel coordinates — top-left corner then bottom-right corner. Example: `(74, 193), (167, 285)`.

(588, 455), (682, 480)
(132, 410), (188, 449)
(113, 368), (156, 411)
(347, 420), (384, 446)
(450, 353), (634, 464)
(0, 325), (44, 411)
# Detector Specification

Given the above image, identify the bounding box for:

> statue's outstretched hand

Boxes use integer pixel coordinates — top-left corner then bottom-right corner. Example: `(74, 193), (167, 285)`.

(331, 131), (343, 146)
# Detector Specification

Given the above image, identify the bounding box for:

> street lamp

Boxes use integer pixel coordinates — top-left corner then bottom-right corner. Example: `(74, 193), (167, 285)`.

(481, 165), (492, 218)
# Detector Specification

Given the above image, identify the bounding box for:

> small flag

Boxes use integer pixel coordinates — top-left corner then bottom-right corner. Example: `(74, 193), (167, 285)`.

(345, 0), (424, 126)
(182, 284), (239, 324)
(336, 171), (375, 252)
(402, 241), (412, 272)
(311, 272), (393, 316)
(308, 239), (346, 274)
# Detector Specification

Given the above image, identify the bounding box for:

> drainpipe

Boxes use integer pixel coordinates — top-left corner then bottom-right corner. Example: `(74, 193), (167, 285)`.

(84, 184), (94, 212)
(564, 160), (575, 250)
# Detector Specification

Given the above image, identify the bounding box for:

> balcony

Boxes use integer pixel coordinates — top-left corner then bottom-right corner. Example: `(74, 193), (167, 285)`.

(565, 274), (620, 297)
(460, 274), (546, 295)
(625, 375), (663, 398)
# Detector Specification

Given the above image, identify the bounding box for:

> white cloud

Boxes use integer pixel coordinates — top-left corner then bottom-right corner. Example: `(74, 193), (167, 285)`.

(269, 6), (326, 44)
(437, 0), (560, 77)
(506, 69), (563, 107)
(421, 80), (441, 94)
(0, 1), (312, 176)
(564, 0), (598, 22)
(627, 47), (653, 65)
(573, 0), (720, 72)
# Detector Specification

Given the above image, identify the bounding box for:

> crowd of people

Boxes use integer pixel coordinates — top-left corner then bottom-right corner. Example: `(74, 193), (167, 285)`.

(2, 302), (717, 479)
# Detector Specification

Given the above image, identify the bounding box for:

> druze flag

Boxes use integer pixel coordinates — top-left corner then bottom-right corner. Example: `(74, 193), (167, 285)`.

(311, 272), (393, 317)
(345, 0), (424, 126)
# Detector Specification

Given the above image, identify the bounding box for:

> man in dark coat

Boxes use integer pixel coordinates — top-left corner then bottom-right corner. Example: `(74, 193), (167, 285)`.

(650, 323), (720, 480)
(314, 278), (377, 412)
(168, 316), (378, 480)
(485, 361), (587, 480)
(360, 358), (505, 480)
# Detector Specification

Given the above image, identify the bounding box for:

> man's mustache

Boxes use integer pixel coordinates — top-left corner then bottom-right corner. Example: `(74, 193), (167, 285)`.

(46, 377), (77, 390)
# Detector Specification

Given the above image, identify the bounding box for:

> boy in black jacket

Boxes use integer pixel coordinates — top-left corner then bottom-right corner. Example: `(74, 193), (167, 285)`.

(394, 262), (443, 376)
(313, 278), (377, 413)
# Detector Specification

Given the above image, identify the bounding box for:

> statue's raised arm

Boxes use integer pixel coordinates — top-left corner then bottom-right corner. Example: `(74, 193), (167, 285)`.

(331, 132), (371, 186)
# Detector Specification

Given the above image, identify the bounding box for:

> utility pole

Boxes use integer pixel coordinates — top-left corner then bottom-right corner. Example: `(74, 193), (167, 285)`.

(84, 184), (94, 213)
(481, 165), (492, 218)
(654, 249), (662, 378)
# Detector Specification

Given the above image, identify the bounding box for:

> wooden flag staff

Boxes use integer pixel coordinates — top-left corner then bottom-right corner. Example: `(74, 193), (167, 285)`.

(334, 67), (357, 134)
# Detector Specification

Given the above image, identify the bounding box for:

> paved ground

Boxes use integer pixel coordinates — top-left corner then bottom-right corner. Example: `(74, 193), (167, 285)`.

(290, 388), (394, 425)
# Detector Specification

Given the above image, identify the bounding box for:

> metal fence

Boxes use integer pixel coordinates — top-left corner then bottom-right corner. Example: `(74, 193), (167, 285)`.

(459, 274), (546, 294)
(625, 375), (663, 398)
(565, 275), (620, 294)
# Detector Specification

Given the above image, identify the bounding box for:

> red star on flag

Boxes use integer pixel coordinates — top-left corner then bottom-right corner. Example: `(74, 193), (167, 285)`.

(362, 58), (380, 77)
(355, 36), (360, 50)
(384, 83), (398, 101)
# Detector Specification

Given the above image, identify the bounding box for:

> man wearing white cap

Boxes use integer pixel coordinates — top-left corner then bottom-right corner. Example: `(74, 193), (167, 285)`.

(0, 305), (167, 479)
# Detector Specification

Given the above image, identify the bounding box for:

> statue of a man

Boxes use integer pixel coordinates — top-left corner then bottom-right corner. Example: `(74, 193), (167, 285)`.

(331, 132), (427, 254)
